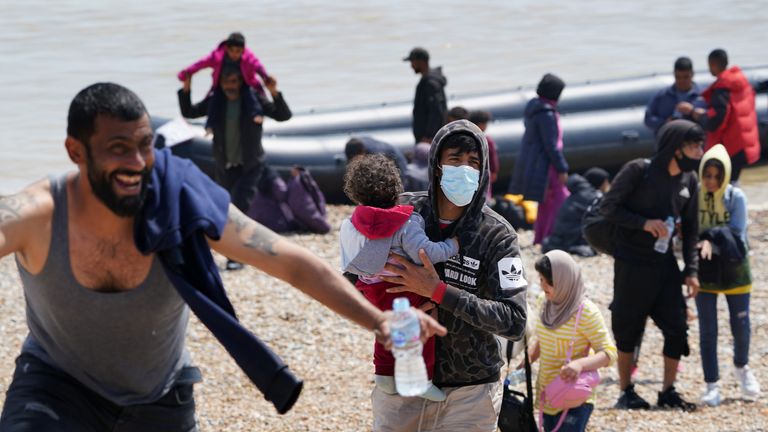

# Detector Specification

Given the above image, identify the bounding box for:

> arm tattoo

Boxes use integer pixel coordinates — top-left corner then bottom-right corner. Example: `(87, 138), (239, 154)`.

(244, 223), (279, 256)
(228, 207), (279, 256)
(228, 209), (250, 234)
(0, 193), (35, 224)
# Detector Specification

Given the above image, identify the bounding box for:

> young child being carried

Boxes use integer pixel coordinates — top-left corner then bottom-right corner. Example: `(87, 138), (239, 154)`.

(340, 153), (459, 402)
(177, 32), (271, 130)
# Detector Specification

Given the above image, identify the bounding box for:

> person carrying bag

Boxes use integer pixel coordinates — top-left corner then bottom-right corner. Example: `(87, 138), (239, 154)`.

(528, 250), (617, 432)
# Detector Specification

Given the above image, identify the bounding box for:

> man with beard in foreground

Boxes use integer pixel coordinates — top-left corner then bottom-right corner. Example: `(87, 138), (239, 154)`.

(0, 83), (445, 432)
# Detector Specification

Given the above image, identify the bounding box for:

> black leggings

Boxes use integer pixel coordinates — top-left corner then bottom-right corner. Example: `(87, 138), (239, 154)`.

(0, 354), (198, 432)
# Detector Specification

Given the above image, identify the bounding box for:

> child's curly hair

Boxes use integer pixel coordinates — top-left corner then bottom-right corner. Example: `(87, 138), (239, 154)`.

(343, 153), (403, 208)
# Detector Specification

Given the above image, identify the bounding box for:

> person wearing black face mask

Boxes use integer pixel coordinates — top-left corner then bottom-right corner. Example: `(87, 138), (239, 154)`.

(600, 119), (704, 413)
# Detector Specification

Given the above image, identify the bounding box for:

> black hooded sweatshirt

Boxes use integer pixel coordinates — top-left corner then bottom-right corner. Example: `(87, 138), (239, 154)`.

(412, 67), (448, 142)
(600, 120), (699, 276)
(399, 120), (528, 387)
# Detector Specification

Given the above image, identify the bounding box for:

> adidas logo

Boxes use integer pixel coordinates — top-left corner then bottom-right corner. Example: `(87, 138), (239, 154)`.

(498, 257), (527, 288)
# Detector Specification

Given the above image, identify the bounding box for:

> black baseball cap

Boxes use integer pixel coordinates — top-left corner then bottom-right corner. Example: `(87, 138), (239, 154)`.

(403, 47), (429, 62)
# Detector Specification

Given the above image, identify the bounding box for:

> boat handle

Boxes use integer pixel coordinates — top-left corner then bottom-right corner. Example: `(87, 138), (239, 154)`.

(622, 130), (639, 142)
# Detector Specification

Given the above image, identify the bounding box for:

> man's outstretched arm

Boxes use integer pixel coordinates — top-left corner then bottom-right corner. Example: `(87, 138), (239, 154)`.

(0, 181), (51, 263)
(208, 204), (447, 345)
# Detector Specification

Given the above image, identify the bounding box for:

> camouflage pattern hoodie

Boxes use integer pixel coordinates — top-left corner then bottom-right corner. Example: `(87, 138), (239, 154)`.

(400, 119), (528, 387)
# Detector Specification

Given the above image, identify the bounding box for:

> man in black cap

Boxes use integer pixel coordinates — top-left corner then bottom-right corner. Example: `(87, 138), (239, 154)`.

(403, 47), (448, 144)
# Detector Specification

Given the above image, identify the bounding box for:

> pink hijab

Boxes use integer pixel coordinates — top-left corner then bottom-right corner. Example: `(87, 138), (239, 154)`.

(540, 250), (586, 330)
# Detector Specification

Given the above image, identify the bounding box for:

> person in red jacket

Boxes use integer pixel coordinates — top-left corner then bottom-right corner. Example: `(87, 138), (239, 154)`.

(677, 49), (761, 184)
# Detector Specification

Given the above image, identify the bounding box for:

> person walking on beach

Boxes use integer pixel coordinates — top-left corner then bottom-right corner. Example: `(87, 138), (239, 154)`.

(508, 73), (570, 245)
(677, 49), (761, 184)
(373, 120), (528, 431)
(601, 119), (703, 412)
(644, 56), (703, 135)
(340, 153), (461, 403)
(0, 82), (446, 432)
(695, 144), (761, 406)
(528, 250), (617, 432)
(403, 47), (448, 144)
(178, 70), (291, 270)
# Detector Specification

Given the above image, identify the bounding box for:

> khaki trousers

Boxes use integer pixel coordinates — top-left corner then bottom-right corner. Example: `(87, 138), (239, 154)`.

(371, 381), (501, 432)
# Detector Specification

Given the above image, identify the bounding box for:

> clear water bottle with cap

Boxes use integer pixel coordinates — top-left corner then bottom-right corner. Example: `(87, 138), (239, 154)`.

(391, 297), (429, 397)
(654, 216), (676, 254)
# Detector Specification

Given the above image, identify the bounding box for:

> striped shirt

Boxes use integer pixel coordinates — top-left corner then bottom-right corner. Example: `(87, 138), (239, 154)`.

(534, 295), (617, 415)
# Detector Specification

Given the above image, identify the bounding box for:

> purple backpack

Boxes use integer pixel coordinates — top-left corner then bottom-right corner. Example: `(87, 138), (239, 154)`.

(286, 167), (330, 234)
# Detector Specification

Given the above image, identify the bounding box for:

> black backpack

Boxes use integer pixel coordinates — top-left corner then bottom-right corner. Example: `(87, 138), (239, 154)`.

(581, 160), (650, 256)
(581, 194), (615, 255)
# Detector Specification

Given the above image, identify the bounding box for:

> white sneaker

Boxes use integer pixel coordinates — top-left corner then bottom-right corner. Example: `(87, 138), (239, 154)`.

(734, 365), (761, 400)
(700, 382), (721, 407)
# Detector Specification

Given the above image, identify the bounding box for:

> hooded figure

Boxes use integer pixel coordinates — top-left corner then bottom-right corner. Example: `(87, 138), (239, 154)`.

(602, 119), (702, 267)
(400, 119), (528, 385)
(696, 144), (752, 292)
(509, 73), (569, 244)
(509, 74), (569, 203)
(599, 119), (702, 412)
(542, 173), (603, 256)
(694, 144), (759, 405)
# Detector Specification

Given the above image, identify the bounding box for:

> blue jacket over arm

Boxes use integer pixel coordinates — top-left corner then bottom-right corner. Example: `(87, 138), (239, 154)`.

(134, 148), (302, 414)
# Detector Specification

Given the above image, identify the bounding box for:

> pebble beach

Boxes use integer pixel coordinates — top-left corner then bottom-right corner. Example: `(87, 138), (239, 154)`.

(1, 194), (766, 431)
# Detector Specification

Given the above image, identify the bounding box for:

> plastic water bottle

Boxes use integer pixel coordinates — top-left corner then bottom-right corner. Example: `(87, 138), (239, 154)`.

(391, 297), (429, 397)
(654, 216), (675, 254)
(505, 369), (527, 387)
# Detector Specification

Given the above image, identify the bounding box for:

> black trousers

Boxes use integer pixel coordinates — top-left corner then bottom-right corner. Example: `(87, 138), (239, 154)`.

(215, 163), (264, 213)
(611, 255), (690, 360)
(730, 150), (748, 184)
(0, 353), (199, 432)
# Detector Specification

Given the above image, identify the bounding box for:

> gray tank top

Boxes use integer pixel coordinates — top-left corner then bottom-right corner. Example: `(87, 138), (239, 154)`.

(17, 174), (191, 405)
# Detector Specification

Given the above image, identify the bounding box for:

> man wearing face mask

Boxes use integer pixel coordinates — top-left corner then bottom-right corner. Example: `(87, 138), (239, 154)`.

(375, 120), (528, 431)
(601, 119), (704, 412)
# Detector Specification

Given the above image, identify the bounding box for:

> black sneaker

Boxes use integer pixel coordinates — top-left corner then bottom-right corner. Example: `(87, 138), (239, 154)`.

(657, 386), (697, 412)
(226, 260), (244, 271)
(615, 384), (651, 410)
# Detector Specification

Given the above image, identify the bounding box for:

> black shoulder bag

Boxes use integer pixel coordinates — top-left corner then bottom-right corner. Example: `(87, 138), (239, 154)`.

(498, 335), (537, 432)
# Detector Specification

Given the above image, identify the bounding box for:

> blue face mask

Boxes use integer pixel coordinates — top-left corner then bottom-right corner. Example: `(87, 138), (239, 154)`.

(440, 164), (480, 207)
